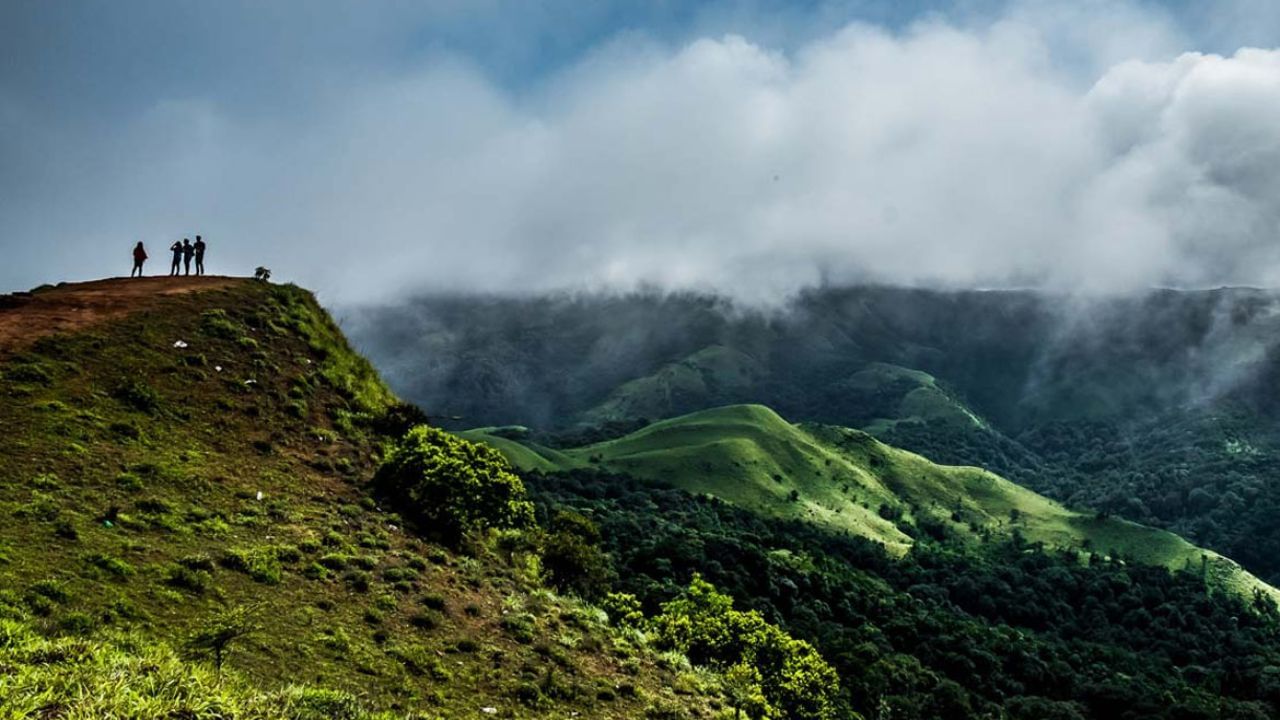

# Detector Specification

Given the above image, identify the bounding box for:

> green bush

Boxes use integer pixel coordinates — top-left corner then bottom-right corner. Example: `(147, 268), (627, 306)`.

(200, 309), (241, 339)
(317, 553), (349, 570)
(601, 592), (645, 630)
(84, 553), (134, 578)
(164, 564), (213, 595)
(5, 362), (53, 386)
(187, 605), (258, 670)
(653, 576), (839, 720)
(373, 425), (534, 543)
(222, 547), (283, 585)
(112, 380), (161, 414)
(542, 527), (611, 599)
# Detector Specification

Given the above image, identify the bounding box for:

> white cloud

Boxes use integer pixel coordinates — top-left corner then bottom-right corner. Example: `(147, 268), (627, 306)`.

(2, 2), (1279, 304)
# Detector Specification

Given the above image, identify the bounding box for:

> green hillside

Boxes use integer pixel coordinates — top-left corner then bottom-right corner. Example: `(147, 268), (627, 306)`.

(579, 345), (764, 426)
(355, 286), (1280, 588)
(839, 362), (987, 433)
(0, 278), (724, 719)
(467, 404), (1276, 600)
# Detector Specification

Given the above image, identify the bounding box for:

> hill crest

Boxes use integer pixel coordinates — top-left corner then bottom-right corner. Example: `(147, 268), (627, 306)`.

(465, 403), (1278, 601)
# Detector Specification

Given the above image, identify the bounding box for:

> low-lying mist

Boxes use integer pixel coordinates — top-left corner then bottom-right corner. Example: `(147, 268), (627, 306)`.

(342, 284), (1280, 432)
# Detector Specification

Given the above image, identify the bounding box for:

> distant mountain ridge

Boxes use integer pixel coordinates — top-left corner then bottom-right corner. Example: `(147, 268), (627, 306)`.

(350, 284), (1280, 431)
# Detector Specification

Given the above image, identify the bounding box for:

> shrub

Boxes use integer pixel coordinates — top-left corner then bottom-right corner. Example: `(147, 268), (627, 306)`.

(318, 553), (349, 570)
(5, 362), (53, 385)
(176, 554), (214, 572)
(187, 605), (258, 670)
(382, 566), (415, 583)
(389, 643), (451, 680)
(112, 380), (161, 414)
(370, 402), (431, 437)
(654, 576), (839, 720)
(53, 518), (79, 540)
(108, 421), (141, 440)
(500, 612), (536, 644)
(85, 553), (134, 578)
(29, 580), (71, 604)
(342, 570), (371, 592)
(115, 472), (144, 491)
(164, 564), (213, 595)
(279, 687), (362, 720)
(59, 612), (96, 636)
(542, 512), (611, 599)
(275, 545), (303, 563)
(222, 547), (283, 585)
(408, 611), (440, 630)
(200, 309), (240, 339)
(373, 425), (534, 544)
(602, 592), (645, 630)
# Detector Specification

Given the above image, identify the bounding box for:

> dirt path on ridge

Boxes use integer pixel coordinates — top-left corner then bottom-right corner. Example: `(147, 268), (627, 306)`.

(0, 276), (243, 356)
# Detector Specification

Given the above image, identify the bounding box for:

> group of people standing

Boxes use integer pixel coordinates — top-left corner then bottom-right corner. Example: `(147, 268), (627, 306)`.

(130, 236), (207, 278)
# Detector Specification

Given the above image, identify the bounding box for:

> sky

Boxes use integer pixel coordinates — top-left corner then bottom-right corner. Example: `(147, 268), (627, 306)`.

(2, 0), (1279, 304)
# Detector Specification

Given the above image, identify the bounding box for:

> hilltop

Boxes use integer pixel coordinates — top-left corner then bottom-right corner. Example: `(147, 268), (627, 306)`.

(0, 277), (730, 718)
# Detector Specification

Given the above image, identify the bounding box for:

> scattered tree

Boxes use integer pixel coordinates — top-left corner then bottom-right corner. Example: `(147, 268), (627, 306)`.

(374, 425), (534, 544)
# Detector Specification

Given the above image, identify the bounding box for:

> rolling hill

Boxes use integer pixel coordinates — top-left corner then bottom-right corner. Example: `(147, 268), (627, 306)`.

(463, 404), (1277, 600)
(350, 285), (1280, 588)
(579, 345), (765, 426)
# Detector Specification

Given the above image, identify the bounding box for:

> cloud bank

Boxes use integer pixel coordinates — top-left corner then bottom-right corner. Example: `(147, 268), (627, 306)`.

(2, 2), (1279, 303)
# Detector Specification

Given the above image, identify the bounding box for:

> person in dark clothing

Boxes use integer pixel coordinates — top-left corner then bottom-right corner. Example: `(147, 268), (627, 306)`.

(131, 242), (148, 277)
(194, 235), (206, 276)
(169, 240), (183, 276)
(182, 239), (195, 276)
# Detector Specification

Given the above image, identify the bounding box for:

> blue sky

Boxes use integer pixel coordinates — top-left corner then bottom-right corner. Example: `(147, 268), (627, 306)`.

(2, 0), (1278, 301)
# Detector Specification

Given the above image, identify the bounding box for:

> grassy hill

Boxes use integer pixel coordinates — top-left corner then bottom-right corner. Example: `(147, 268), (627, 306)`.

(836, 362), (987, 433)
(579, 345), (765, 426)
(351, 286), (1280, 587)
(0, 278), (718, 719)
(464, 404), (1276, 600)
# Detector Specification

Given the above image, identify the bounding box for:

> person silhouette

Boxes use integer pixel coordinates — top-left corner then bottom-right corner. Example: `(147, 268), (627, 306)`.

(131, 242), (148, 277)
(194, 235), (207, 276)
(182, 239), (195, 276)
(169, 240), (183, 276)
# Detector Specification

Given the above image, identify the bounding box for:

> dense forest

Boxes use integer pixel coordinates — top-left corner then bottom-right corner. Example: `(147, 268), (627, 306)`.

(878, 408), (1280, 586)
(529, 468), (1280, 720)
